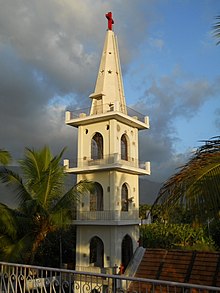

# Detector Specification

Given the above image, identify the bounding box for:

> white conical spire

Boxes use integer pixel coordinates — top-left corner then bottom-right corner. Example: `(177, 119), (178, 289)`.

(89, 12), (127, 115)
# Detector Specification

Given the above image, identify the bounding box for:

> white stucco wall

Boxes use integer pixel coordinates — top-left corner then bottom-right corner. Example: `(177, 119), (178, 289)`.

(76, 225), (139, 268)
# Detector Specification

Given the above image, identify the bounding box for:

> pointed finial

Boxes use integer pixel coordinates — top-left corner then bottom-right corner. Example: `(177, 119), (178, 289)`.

(106, 12), (114, 30)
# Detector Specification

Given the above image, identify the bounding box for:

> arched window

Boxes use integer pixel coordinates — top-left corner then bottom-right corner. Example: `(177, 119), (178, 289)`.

(121, 134), (128, 161)
(90, 182), (103, 211)
(121, 183), (128, 211)
(90, 236), (104, 267)
(91, 132), (103, 160)
(121, 234), (133, 271)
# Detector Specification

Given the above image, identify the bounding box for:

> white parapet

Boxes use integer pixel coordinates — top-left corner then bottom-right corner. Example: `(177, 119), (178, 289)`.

(144, 116), (150, 128)
(65, 111), (71, 122)
(63, 159), (69, 169)
(145, 161), (151, 174)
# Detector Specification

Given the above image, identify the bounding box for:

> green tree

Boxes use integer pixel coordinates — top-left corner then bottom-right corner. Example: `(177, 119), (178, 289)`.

(0, 149), (11, 165)
(151, 137), (220, 224)
(139, 204), (151, 219)
(140, 223), (215, 251)
(34, 225), (77, 268)
(0, 146), (92, 264)
(209, 219), (220, 249)
(213, 16), (220, 45)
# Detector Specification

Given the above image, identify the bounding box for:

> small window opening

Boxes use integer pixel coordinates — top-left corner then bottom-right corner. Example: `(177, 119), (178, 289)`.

(121, 134), (128, 161)
(121, 183), (128, 211)
(91, 132), (103, 160)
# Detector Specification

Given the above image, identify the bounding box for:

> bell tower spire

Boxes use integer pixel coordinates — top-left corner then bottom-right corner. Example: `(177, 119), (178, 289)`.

(89, 12), (126, 115)
(64, 12), (150, 274)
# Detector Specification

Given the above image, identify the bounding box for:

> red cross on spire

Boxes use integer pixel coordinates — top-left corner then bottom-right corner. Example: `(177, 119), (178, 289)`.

(105, 12), (114, 30)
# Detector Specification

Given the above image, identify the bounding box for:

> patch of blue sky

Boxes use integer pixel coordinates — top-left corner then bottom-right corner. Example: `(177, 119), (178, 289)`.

(149, 1), (219, 77)
(48, 94), (78, 107)
(173, 98), (220, 153)
(124, 1), (220, 109)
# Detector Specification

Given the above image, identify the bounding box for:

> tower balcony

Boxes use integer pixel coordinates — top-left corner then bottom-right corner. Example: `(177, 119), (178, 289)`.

(74, 209), (140, 225)
(64, 154), (150, 175)
(65, 103), (149, 130)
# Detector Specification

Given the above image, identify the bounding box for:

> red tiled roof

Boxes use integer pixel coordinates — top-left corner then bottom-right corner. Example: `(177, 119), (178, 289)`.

(134, 249), (220, 287)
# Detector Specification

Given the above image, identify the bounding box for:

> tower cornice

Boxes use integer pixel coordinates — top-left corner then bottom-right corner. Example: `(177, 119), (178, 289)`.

(65, 110), (149, 130)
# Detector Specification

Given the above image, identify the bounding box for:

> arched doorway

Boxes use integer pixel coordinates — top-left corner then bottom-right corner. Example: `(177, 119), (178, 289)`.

(121, 234), (133, 271)
(90, 236), (104, 267)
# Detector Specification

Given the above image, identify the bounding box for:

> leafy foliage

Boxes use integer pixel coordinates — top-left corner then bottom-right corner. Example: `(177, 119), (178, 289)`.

(139, 204), (151, 219)
(151, 137), (220, 224)
(140, 223), (215, 251)
(0, 149), (11, 165)
(0, 146), (92, 264)
(34, 225), (76, 268)
(208, 219), (220, 249)
(213, 16), (220, 45)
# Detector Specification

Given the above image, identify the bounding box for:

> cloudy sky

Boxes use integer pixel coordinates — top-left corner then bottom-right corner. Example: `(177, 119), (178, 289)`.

(0, 0), (220, 183)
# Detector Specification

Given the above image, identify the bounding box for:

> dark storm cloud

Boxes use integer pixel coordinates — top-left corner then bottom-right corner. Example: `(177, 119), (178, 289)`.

(1, 0), (218, 183)
(0, 0), (152, 163)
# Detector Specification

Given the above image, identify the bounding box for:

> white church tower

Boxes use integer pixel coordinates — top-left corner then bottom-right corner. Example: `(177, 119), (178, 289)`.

(64, 12), (150, 273)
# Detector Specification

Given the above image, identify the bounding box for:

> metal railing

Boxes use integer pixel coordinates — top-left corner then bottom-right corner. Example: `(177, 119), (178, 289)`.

(76, 210), (139, 221)
(64, 154), (150, 172)
(66, 103), (147, 123)
(1, 261), (220, 293)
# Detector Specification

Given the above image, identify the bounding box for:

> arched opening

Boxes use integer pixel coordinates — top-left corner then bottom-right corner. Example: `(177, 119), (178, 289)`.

(90, 236), (104, 267)
(121, 183), (128, 211)
(121, 134), (128, 161)
(121, 234), (133, 271)
(90, 182), (103, 211)
(91, 132), (103, 160)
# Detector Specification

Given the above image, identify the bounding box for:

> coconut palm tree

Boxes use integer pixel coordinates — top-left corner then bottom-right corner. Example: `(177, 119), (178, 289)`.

(0, 146), (92, 264)
(151, 137), (220, 224)
(213, 16), (220, 45)
(0, 149), (11, 165)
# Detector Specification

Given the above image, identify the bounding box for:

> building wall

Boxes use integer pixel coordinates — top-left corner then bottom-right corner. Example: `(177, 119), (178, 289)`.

(75, 225), (139, 268)
(78, 171), (139, 211)
(77, 119), (138, 162)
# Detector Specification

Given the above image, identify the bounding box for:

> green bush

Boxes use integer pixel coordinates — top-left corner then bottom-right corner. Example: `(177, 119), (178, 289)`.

(208, 219), (220, 250)
(140, 223), (216, 251)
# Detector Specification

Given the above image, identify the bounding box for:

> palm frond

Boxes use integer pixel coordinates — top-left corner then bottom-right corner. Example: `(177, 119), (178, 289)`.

(19, 147), (52, 190)
(18, 146), (66, 206)
(0, 167), (32, 205)
(36, 148), (66, 206)
(0, 203), (19, 240)
(0, 149), (11, 165)
(0, 232), (36, 263)
(152, 137), (220, 222)
(54, 180), (93, 210)
(212, 16), (220, 45)
(50, 180), (94, 226)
